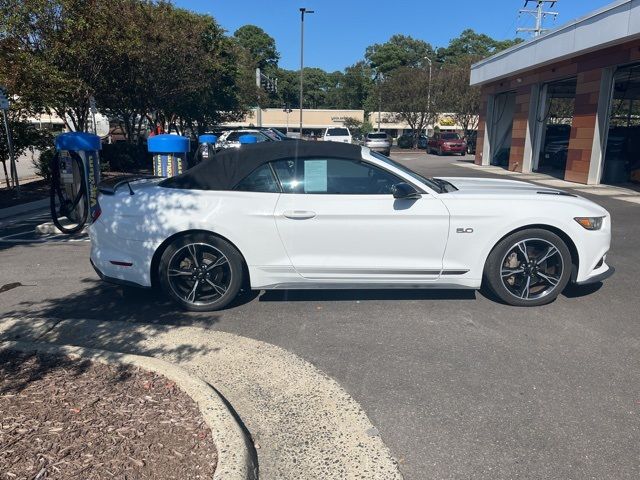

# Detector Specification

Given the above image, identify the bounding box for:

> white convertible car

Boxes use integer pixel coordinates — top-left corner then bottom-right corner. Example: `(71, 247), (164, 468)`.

(90, 141), (613, 311)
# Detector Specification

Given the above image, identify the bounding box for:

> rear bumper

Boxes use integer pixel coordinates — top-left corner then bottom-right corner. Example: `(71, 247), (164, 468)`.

(91, 258), (149, 289)
(89, 220), (155, 287)
(366, 145), (391, 153)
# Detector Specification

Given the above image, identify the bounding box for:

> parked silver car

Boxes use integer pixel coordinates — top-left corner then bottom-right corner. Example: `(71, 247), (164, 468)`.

(364, 131), (391, 156)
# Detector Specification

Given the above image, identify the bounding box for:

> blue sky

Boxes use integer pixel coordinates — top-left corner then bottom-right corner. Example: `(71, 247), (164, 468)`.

(176, 0), (612, 71)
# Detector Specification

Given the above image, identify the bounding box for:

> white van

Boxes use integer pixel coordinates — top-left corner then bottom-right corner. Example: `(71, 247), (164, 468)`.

(322, 127), (352, 144)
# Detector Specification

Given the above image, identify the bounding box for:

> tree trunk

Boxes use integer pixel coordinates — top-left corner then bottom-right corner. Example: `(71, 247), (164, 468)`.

(1, 158), (10, 188)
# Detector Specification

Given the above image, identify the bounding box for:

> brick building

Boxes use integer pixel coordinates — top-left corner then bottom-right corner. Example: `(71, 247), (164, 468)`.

(471, 0), (640, 185)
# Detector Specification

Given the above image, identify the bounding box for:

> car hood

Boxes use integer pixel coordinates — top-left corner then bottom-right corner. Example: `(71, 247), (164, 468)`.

(434, 176), (609, 216)
(436, 177), (542, 192)
(435, 176), (582, 198)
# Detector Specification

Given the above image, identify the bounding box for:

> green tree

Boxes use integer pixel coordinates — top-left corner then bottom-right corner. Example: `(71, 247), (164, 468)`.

(436, 29), (522, 64)
(381, 67), (435, 147)
(1, 0), (249, 144)
(438, 58), (481, 137)
(365, 35), (435, 75)
(336, 61), (374, 110)
(0, 96), (51, 187)
(233, 25), (280, 72)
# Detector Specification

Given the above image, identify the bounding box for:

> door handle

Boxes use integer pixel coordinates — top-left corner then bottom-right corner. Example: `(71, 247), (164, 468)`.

(283, 210), (316, 220)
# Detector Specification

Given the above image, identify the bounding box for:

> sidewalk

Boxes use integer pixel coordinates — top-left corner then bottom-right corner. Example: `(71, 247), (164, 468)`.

(0, 316), (403, 480)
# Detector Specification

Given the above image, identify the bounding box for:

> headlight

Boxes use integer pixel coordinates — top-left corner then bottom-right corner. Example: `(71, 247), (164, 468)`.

(574, 217), (604, 230)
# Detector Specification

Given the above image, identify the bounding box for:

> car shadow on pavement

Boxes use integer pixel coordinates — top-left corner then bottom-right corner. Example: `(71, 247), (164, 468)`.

(258, 288), (477, 302)
(1, 278), (231, 329)
(0, 279), (236, 392)
(562, 282), (603, 298)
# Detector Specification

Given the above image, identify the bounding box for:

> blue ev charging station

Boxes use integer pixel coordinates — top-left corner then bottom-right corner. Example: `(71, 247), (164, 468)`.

(193, 134), (217, 165)
(239, 134), (258, 145)
(147, 134), (190, 177)
(50, 132), (102, 234)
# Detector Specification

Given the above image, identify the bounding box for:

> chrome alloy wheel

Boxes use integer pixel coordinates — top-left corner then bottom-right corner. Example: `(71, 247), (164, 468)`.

(500, 238), (564, 301)
(167, 242), (231, 306)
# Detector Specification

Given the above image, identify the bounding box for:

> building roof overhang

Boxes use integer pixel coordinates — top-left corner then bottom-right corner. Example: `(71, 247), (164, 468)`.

(470, 0), (640, 86)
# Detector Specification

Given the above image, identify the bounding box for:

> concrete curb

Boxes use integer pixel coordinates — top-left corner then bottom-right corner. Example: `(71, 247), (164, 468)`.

(0, 198), (49, 220)
(0, 340), (258, 480)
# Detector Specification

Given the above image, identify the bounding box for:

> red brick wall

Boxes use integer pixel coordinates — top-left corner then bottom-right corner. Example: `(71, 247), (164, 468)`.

(508, 87), (531, 172)
(565, 69), (602, 183)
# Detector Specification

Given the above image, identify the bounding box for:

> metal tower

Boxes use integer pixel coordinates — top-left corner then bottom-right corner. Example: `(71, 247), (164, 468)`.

(517, 0), (559, 37)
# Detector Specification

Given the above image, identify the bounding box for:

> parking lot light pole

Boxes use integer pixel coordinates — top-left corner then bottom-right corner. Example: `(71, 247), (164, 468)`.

(299, 7), (314, 137)
(424, 56), (433, 134)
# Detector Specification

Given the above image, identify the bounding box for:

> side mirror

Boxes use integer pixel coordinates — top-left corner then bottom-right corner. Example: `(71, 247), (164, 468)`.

(391, 182), (421, 200)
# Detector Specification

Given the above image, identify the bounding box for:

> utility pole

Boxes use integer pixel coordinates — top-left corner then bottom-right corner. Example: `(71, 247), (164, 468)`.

(376, 73), (382, 131)
(299, 7), (314, 137)
(517, 0), (559, 37)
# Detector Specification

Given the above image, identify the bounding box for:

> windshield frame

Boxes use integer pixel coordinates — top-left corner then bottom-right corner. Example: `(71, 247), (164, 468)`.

(369, 151), (444, 193)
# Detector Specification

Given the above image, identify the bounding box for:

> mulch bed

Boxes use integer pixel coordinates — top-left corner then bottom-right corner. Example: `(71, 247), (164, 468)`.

(0, 350), (217, 479)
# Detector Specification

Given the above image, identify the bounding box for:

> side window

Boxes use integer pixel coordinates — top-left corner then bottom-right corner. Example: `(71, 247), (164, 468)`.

(271, 159), (300, 193)
(271, 158), (402, 195)
(234, 164), (280, 193)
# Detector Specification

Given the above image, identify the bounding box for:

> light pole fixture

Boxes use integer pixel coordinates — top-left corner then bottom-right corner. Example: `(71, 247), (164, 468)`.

(299, 7), (314, 136)
(375, 72), (383, 131)
(424, 55), (433, 135)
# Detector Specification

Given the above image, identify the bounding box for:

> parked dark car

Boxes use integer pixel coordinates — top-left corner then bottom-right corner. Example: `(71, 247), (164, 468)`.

(427, 132), (467, 155)
(397, 133), (428, 149)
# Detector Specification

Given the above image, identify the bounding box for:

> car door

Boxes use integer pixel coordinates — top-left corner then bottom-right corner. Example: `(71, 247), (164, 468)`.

(272, 157), (450, 282)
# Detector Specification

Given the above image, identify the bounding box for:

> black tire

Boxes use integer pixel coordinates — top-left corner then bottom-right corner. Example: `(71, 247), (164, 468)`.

(484, 229), (572, 307)
(158, 233), (244, 311)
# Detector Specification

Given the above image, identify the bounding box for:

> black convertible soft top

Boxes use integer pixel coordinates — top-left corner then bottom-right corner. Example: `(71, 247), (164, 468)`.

(160, 140), (362, 191)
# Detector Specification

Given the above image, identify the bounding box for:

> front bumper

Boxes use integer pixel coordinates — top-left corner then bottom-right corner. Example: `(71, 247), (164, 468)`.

(442, 146), (466, 153)
(576, 264), (615, 285)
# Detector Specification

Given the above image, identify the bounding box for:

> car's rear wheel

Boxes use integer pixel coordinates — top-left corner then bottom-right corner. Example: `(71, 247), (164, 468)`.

(484, 229), (572, 307)
(158, 233), (244, 311)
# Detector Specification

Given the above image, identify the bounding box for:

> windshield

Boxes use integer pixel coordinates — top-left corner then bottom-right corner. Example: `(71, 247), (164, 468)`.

(369, 151), (444, 193)
(441, 133), (461, 140)
(266, 128), (288, 140)
(326, 128), (349, 136)
(367, 133), (387, 139)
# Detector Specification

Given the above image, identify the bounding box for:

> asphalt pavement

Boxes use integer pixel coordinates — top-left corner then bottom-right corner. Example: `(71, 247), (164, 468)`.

(1, 153), (638, 479)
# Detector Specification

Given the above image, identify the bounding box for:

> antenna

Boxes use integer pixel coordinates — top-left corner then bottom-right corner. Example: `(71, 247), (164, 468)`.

(517, 0), (559, 37)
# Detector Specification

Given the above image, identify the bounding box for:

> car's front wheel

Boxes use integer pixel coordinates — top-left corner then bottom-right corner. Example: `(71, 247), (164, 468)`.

(484, 229), (572, 307)
(158, 233), (244, 311)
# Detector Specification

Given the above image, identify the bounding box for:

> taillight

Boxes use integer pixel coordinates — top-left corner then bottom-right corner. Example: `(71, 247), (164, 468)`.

(91, 203), (102, 222)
